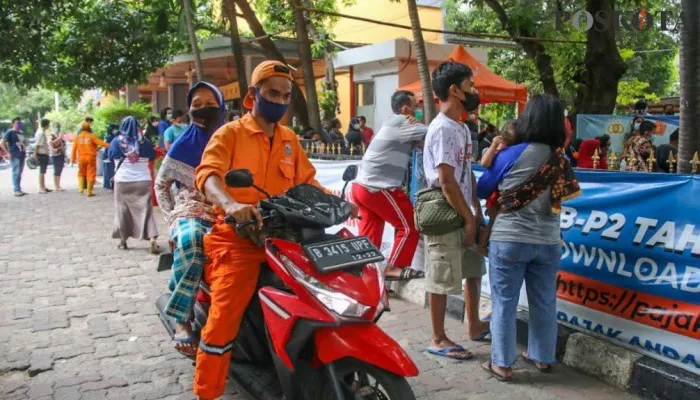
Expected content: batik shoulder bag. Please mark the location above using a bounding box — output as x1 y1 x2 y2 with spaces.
414 138 469 236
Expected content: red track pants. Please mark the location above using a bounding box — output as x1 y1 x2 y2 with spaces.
351 183 419 268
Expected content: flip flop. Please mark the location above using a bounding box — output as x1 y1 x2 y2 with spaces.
426 345 473 361
521 352 553 373
481 362 512 382
174 334 197 357
470 329 491 342
385 268 425 282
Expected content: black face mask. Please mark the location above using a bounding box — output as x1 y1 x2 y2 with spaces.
461 91 480 112
190 106 220 133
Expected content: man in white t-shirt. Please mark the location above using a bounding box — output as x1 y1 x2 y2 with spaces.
423 61 489 361
34 118 52 193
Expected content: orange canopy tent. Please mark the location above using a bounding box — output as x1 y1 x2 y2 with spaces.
399 45 528 113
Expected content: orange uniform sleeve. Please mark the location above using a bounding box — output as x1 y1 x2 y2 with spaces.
92 136 110 148
70 139 78 163
195 126 235 193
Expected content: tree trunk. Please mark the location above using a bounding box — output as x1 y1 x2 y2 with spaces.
678 0 700 173
303 0 337 121
223 0 248 114
571 0 627 115
484 0 559 97
406 0 436 123
292 0 322 132
183 0 204 81
234 0 310 127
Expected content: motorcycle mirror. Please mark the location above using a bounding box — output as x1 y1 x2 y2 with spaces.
340 165 358 201
225 169 254 188
224 168 272 199
342 165 358 182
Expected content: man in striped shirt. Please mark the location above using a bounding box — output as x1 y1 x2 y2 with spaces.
351 90 427 280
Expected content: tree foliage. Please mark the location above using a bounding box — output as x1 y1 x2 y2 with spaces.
254 0 354 57
0 83 74 134
92 101 153 139
0 0 186 94
445 0 680 112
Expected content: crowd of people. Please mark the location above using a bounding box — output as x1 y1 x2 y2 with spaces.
0 53 682 398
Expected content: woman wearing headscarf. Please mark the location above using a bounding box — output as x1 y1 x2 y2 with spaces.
108 117 159 253
345 117 364 154
102 124 119 190
144 116 160 146
154 82 225 355
70 121 110 197
576 135 610 170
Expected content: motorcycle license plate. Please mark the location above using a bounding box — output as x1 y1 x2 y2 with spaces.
303 236 385 273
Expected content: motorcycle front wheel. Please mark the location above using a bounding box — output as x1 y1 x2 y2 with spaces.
315 358 416 400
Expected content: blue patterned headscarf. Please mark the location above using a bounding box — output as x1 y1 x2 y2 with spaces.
159 81 226 186
107 116 155 161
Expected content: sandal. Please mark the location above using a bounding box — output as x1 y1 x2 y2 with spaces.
470 329 491 342
385 268 425 282
150 241 160 254
426 345 473 361
482 362 512 382
118 242 128 250
173 333 197 357
521 352 553 373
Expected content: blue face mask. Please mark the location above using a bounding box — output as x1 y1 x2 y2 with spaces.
634 122 641 131
254 87 288 123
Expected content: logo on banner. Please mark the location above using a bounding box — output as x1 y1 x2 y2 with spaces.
607 119 626 135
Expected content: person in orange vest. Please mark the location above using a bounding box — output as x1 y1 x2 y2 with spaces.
192 61 357 399
70 121 110 196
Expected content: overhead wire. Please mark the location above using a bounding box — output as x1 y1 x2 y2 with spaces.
298 6 587 45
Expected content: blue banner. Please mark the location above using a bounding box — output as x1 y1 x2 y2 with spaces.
576 114 679 153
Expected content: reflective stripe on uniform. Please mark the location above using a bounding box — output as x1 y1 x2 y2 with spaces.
199 339 234 356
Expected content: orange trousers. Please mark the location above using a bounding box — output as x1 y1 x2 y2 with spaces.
77 158 97 183
193 223 264 399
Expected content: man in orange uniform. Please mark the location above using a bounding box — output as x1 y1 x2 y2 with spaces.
193 61 354 399
71 121 110 197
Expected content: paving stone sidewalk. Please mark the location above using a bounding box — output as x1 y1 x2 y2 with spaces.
0 168 637 399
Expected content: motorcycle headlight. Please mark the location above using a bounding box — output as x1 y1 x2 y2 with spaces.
279 254 370 318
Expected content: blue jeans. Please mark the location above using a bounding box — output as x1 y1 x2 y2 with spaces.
11 156 25 192
489 240 560 368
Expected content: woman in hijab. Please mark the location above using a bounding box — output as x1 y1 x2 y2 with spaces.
577 135 610 170
345 117 364 154
108 117 159 253
154 82 225 355
102 123 119 190
144 116 160 146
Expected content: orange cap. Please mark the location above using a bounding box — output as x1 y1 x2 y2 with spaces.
242 60 294 109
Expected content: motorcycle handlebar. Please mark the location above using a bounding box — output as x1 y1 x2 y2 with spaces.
223 209 269 231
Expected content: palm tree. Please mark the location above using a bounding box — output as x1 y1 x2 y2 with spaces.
183 0 204 81
292 0 323 132
678 0 700 173
406 0 436 123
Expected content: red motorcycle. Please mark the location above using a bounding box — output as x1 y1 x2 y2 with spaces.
156 165 418 400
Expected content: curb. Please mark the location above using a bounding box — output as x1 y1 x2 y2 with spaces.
391 279 700 400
